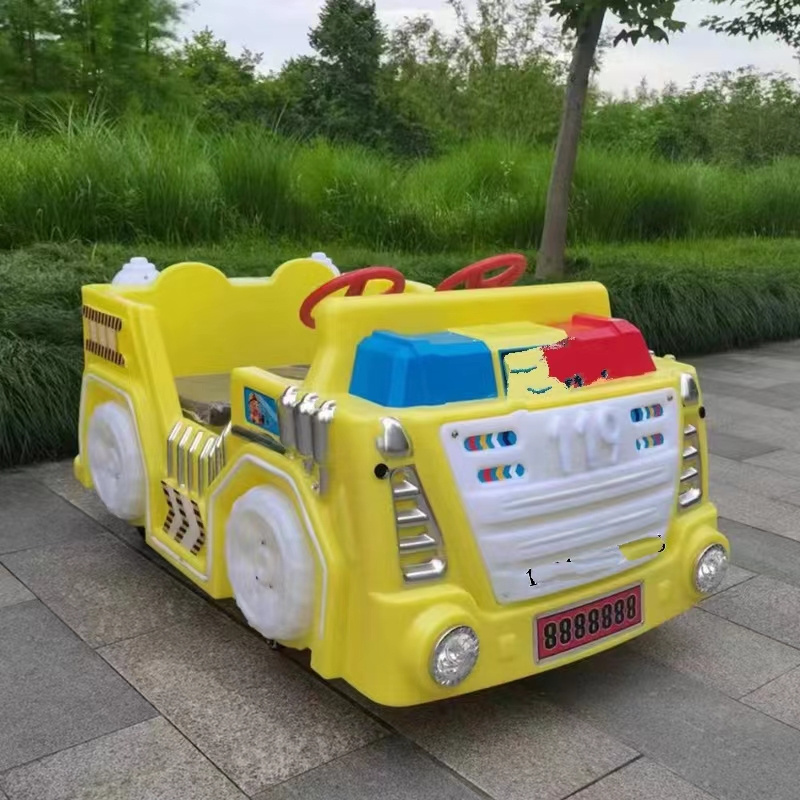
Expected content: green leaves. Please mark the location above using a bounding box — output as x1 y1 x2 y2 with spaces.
545 0 686 47
701 0 800 49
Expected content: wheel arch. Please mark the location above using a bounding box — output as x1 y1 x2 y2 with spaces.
207 452 343 657
76 372 153 523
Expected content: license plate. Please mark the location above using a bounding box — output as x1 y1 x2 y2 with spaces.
535 584 643 662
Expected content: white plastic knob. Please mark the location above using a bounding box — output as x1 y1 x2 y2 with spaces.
112 256 159 286
310 252 340 276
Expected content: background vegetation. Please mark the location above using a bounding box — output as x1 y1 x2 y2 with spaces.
1 0 800 467
3 120 800 252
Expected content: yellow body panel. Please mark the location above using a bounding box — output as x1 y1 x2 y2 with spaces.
74 255 728 706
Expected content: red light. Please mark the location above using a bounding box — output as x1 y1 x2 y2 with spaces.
542 315 655 387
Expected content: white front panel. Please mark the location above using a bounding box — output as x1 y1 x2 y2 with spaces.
440 387 680 604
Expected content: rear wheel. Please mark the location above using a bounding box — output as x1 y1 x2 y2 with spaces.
86 401 147 521
225 486 316 642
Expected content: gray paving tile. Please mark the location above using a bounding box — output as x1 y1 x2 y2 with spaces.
741 666 800 731
371 685 637 800
0 600 155 772
1 534 207 648
253 736 484 800
99 609 386 796
701 575 800 649
0 564 33 609
707 482 800 540
703 395 800 451
746 448 800 477
740 339 800 361
25 459 143 545
530 646 800 800
0 473 99 554
570 758 717 800
708 454 800 500
766 381 800 401
696 376 800 411
693 356 749 373
694 367 786 389
0 717 246 800
624 607 800 699
706 430 778 461
25 460 207 595
719 518 800 588
752 342 800 361
724 353 800 376
779 489 800 507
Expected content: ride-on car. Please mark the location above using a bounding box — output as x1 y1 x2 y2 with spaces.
74 252 729 706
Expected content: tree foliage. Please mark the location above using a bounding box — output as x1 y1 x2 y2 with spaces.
702 0 800 49
0 0 188 122
0 0 798 209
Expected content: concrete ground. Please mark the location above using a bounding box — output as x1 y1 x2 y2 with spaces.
3 340 800 799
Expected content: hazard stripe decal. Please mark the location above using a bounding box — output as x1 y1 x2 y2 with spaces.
82 306 123 330
85 339 125 366
82 305 125 366
160 480 206 555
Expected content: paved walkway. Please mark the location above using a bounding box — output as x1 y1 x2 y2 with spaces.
3 341 800 799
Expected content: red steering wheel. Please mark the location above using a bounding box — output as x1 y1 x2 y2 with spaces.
299 267 406 329
436 254 527 291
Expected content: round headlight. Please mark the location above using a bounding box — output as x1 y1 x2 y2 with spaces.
694 544 728 593
430 626 479 687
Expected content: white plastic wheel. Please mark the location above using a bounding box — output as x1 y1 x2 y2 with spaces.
225 486 315 642
86 401 147 521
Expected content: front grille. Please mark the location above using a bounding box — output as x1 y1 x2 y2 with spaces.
439 387 680 604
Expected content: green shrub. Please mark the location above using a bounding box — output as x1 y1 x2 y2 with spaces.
3 240 800 469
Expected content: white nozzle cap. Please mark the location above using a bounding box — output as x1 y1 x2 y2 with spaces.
112 256 159 286
310 252 340 276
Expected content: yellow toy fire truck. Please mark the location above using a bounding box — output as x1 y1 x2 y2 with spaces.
74 252 729 706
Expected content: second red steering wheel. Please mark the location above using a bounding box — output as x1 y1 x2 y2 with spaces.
436 254 527 291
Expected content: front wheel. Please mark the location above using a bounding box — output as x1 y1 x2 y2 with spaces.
86 401 147 521
225 486 316 642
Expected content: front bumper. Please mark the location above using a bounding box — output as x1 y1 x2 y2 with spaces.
336 501 727 707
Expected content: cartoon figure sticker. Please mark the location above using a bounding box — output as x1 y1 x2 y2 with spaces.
244 388 280 436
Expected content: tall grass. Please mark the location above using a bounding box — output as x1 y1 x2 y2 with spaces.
2 118 800 251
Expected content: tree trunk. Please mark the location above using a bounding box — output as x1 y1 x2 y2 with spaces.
535 6 606 280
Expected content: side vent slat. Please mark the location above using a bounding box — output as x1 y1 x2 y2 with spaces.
392 479 420 500
399 533 438 554
403 558 446 582
396 507 429 527
390 466 446 582
166 420 231 497
679 420 702 511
